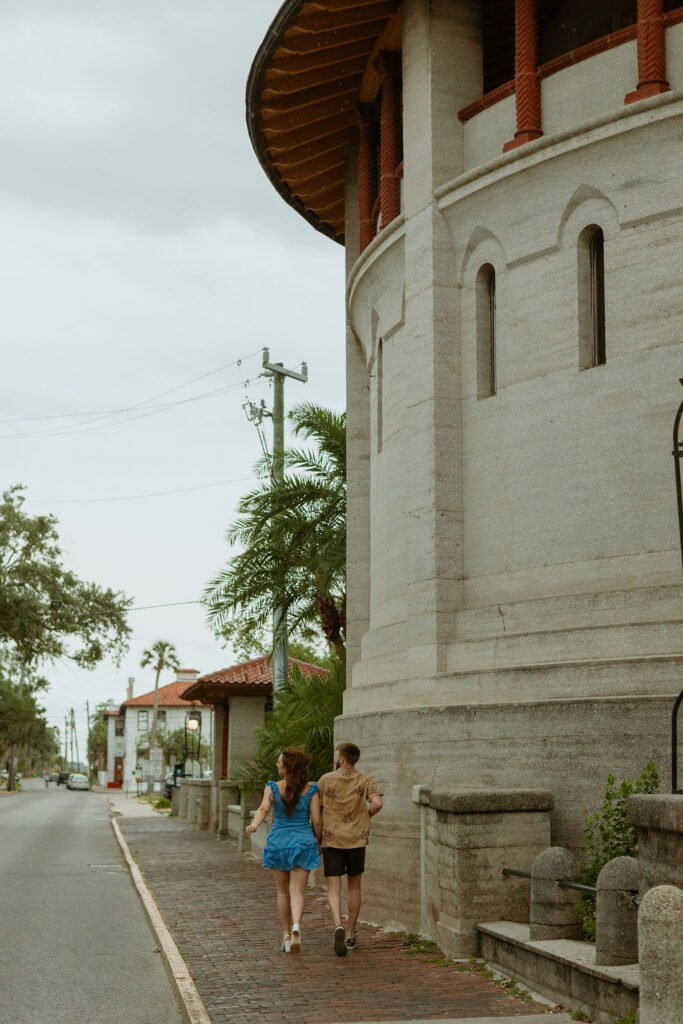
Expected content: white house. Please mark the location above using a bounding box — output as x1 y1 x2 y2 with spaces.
106 669 206 791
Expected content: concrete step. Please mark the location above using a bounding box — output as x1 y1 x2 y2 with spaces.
337 1018 574 1023
478 921 639 1024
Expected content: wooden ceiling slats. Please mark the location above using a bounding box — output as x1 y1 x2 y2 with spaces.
294 1 397 33
262 75 363 113
264 107 357 149
262 90 359 132
294 179 346 204
264 57 368 95
250 0 402 241
274 125 357 168
281 146 348 184
278 21 387 55
288 154 347 189
272 38 374 74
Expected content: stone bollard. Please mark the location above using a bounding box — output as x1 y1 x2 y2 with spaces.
178 779 190 818
530 847 583 940
595 856 639 965
638 884 683 1024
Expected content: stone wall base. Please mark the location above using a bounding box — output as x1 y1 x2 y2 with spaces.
478 921 639 1024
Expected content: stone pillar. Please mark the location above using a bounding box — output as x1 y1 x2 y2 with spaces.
638 885 683 1024
530 847 583 940
357 105 378 253
595 856 639 965
197 779 211 831
185 779 199 825
375 50 402 231
625 0 670 104
178 778 190 818
217 780 236 840
503 0 542 152
413 786 553 956
627 794 683 893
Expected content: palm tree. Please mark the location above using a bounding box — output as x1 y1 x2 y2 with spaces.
203 402 346 661
140 640 180 750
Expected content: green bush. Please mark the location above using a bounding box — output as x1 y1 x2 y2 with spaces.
153 797 171 809
226 661 344 791
577 760 659 940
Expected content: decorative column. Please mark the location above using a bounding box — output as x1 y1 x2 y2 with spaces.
375 50 402 229
503 0 542 152
625 0 670 104
357 103 378 253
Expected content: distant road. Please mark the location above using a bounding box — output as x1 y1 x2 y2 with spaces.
0 779 183 1024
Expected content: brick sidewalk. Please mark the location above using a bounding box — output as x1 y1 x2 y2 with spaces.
119 817 556 1024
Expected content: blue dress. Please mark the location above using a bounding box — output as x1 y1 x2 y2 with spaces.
262 780 321 872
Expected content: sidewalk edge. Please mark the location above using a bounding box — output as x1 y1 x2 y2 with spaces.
111 816 211 1024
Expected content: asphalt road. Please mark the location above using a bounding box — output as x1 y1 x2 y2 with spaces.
0 779 183 1024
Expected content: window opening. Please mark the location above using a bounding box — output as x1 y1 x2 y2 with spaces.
476 264 497 398
578 225 606 370
137 710 148 731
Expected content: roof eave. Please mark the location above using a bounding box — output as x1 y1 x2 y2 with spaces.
246 0 345 246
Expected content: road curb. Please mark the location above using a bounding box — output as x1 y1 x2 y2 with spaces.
111 816 212 1024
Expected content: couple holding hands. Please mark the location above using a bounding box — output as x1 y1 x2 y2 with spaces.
245 742 383 956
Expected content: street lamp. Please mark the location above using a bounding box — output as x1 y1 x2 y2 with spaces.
183 705 202 779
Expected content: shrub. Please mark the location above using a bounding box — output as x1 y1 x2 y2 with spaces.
153 797 172 810
577 760 659 940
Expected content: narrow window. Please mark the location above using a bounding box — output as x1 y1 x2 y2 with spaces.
115 717 125 737
578 225 606 369
376 338 383 453
137 710 148 731
156 709 166 727
476 264 496 398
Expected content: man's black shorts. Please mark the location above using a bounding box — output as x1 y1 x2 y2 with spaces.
322 846 366 877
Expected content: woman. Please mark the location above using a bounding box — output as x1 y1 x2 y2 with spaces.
246 747 321 953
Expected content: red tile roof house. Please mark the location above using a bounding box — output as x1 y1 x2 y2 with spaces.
105 669 200 790
180 656 328 835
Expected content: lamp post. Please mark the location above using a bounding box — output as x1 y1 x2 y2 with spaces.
673 378 683 570
184 705 202 779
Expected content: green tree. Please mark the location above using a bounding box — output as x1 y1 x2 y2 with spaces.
204 403 346 661
136 726 210 769
0 675 57 780
139 641 180 751
87 702 111 774
0 486 131 670
227 661 344 792
0 486 131 789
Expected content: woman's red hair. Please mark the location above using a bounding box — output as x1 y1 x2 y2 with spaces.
281 747 311 816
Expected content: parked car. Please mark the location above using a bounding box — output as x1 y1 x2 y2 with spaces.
57 770 72 785
66 773 90 791
49 772 59 782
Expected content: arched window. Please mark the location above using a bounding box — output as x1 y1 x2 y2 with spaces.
578 225 606 370
476 264 497 398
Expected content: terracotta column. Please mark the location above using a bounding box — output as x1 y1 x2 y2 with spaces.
503 0 542 152
625 0 670 104
357 104 378 253
375 50 402 229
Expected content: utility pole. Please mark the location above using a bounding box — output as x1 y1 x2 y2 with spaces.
64 716 69 767
260 348 308 691
69 708 75 772
85 700 91 780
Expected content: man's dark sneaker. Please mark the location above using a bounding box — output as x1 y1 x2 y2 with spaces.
334 924 347 957
344 933 358 951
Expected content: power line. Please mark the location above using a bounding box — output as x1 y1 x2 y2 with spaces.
0 350 264 440
25 475 254 505
130 601 201 611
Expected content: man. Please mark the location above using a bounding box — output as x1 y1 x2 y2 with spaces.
317 742 383 956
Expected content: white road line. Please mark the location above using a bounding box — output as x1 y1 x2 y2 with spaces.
111 817 212 1024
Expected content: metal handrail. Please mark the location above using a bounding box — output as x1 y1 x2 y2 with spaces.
502 866 640 904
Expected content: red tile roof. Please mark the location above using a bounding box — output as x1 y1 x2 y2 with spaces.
181 656 329 703
121 680 196 709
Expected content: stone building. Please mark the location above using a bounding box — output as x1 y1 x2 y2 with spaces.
247 0 683 932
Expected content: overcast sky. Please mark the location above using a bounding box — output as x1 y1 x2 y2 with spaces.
0 1 345 764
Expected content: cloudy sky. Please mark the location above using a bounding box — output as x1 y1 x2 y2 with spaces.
1 1 345 763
